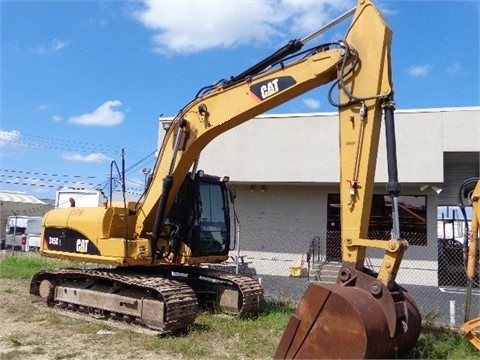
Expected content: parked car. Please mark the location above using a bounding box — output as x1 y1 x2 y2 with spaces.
437 237 479 287
4 216 42 251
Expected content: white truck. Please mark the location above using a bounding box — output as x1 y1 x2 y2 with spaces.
55 188 105 208
55 188 140 208
4 215 43 251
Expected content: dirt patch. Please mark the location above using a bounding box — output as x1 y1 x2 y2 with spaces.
0 278 179 360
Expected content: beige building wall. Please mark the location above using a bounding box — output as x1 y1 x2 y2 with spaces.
159 107 480 287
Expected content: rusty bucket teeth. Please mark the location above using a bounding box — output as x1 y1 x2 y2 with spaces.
275 274 421 359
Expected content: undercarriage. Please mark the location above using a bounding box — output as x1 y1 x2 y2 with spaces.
30 266 263 333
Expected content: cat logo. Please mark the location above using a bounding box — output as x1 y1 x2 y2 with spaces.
76 239 89 253
249 76 297 102
260 78 280 99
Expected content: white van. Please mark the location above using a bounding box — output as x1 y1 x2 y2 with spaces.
4 216 43 251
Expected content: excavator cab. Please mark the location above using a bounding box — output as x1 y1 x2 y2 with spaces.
165 171 231 258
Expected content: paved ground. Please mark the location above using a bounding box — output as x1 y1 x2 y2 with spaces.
259 274 480 327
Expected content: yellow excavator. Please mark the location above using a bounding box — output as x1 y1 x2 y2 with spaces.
458 179 480 351
30 0 422 357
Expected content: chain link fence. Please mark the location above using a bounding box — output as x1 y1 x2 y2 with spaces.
226 227 480 328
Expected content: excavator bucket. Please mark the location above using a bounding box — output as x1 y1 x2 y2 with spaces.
460 317 480 351
275 267 422 359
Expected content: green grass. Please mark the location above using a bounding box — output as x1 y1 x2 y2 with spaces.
149 304 295 359
402 323 479 359
149 304 479 359
1 254 479 359
0 253 78 279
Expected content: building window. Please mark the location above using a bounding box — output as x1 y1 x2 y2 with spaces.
437 205 471 242
327 194 427 247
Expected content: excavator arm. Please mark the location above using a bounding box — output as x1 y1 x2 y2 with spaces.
137 45 344 255
274 3 421 358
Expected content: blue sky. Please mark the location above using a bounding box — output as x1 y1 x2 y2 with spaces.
1 0 479 200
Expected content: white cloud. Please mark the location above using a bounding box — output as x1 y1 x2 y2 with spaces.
52 115 63 123
0 130 21 147
62 152 112 164
38 104 49 110
375 3 399 17
131 0 354 54
406 65 432 77
302 98 321 110
52 39 69 51
69 100 125 126
34 39 70 55
446 62 465 75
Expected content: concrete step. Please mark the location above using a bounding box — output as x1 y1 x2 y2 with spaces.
309 262 341 284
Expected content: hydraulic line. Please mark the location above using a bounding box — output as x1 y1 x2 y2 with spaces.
150 119 187 260
382 99 401 238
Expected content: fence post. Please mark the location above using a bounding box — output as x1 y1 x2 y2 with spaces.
450 300 456 327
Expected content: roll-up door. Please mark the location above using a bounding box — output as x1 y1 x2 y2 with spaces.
438 152 479 205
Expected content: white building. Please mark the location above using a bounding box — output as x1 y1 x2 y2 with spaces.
159 107 480 287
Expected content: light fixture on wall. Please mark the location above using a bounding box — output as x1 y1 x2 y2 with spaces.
250 185 256 192
419 184 429 192
419 184 442 194
260 185 266 193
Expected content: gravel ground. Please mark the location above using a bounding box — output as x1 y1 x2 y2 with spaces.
0 277 182 360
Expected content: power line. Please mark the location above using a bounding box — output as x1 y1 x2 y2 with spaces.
0 149 157 186
0 144 157 197
2 131 118 151
1 133 116 154
0 130 153 164
0 205 54 216
124 150 157 175
1 169 98 179
0 174 87 185
0 179 96 188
